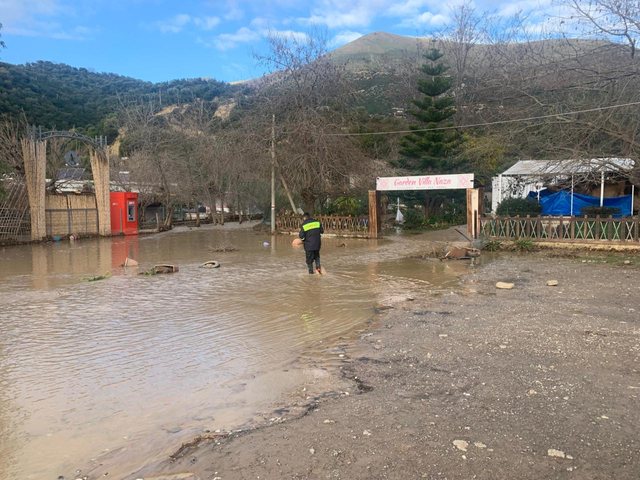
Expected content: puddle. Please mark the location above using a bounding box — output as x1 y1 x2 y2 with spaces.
0 225 475 479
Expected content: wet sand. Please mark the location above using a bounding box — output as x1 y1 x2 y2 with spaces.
137 251 640 480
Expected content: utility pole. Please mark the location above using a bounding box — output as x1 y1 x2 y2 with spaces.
270 114 276 234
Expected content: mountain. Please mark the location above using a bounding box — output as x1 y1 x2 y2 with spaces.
0 61 239 139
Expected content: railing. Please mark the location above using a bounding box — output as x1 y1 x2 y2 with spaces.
482 215 640 243
277 215 369 237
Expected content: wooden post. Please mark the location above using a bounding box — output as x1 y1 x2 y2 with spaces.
368 190 381 239
466 188 480 239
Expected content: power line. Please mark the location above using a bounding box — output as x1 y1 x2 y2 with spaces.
327 100 640 137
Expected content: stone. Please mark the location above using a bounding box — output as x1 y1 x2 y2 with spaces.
548 448 566 458
363 430 372 436
474 442 487 449
496 282 514 289
546 280 559 286
453 440 469 452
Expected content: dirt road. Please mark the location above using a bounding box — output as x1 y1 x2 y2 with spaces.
134 252 640 480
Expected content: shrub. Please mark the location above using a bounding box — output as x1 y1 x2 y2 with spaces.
402 208 426 229
483 240 502 251
326 196 366 216
496 197 541 216
513 238 535 252
580 206 620 217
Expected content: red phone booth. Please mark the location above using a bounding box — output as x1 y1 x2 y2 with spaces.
110 192 139 235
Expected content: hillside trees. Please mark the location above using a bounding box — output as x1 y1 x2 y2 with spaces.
0 61 239 138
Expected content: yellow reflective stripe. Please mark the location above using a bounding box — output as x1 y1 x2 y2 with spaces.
302 221 321 231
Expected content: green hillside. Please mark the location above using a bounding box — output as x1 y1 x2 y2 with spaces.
0 61 239 139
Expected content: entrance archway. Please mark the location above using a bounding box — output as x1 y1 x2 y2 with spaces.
22 129 111 240
368 173 480 239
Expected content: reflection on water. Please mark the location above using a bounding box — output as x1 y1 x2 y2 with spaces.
0 226 471 480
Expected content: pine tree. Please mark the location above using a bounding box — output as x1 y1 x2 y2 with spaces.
399 48 461 173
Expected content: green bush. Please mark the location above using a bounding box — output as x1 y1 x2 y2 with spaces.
402 208 426 229
513 238 535 252
580 206 620 217
325 196 366 216
483 240 502 251
496 197 541 216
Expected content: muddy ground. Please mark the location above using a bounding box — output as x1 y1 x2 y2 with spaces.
133 251 639 480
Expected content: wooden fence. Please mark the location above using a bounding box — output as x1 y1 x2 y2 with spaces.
482 216 640 243
277 215 370 237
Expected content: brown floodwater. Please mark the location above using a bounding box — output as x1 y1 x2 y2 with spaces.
0 224 473 480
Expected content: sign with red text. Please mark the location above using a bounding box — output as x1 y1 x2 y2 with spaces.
376 173 474 191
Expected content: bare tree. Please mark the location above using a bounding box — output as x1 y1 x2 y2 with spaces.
563 0 640 57
254 31 368 213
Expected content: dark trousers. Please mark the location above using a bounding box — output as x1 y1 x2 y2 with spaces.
305 250 321 271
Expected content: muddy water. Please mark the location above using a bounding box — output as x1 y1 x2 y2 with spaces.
0 225 471 480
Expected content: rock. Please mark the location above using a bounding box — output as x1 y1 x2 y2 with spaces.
363 430 372 436
548 448 566 458
546 279 559 286
474 441 487 449
453 440 469 451
323 419 335 424
624 260 631 264
309 447 315 455
153 264 179 274
496 282 514 289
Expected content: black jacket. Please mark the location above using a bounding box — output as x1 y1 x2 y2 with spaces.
299 217 324 251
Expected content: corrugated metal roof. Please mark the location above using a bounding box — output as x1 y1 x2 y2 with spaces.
501 158 635 176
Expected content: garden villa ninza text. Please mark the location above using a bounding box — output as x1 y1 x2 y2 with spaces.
376 174 474 191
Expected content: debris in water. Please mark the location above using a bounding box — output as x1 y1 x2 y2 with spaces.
200 260 221 268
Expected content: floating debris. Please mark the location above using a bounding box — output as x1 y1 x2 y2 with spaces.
200 260 221 268
85 273 111 282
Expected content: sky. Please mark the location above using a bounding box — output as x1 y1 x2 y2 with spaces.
0 0 561 83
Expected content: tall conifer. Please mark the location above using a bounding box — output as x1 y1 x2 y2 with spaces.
399 48 461 173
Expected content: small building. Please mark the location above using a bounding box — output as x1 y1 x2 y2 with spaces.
491 158 637 216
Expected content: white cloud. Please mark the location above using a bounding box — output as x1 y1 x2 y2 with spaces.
0 0 87 38
299 0 390 29
212 27 260 50
193 16 221 31
399 11 450 28
267 29 309 42
328 30 363 47
155 14 223 34
156 14 192 34
224 1 245 21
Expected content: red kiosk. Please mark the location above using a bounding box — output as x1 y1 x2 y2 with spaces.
110 192 139 235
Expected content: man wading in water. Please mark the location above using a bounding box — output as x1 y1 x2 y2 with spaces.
299 212 324 274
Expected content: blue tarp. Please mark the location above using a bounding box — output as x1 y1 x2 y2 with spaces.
527 190 632 217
